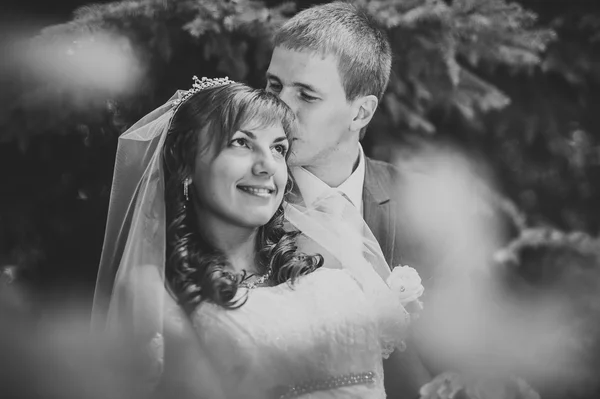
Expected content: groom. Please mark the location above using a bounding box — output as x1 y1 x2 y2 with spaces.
266 2 434 398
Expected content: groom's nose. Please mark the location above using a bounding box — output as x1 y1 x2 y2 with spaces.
278 89 299 115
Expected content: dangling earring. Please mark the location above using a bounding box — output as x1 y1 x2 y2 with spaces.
183 178 191 202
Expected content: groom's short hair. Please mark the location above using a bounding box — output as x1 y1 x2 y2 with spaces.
274 1 392 102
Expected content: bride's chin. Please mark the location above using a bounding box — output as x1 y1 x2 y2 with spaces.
234 211 278 229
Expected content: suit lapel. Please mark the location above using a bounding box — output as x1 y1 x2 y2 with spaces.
363 158 396 267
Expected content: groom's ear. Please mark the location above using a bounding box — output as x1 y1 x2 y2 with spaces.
350 95 378 132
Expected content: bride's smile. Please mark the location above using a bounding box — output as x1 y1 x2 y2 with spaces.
237 184 276 198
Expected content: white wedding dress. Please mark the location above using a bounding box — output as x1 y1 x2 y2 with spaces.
168 267 409 399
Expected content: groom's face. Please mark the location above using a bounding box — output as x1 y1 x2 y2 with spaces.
266 47 354 167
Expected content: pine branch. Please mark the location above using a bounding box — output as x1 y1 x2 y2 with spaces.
450 0 556 68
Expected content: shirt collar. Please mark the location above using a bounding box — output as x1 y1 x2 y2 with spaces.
291 145 366 211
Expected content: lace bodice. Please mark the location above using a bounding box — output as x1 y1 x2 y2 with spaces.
186 268 409 399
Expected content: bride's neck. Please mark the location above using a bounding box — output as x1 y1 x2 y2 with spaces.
196 211 258 274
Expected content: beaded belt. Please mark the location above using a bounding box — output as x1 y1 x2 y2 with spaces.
275 371 376 399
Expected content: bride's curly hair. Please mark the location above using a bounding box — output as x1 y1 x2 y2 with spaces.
162 83 323 313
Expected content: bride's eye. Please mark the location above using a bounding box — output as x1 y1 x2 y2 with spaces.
273 144 288 156
267 81 282 93
230 138 249 148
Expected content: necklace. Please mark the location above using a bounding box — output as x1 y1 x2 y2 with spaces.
239 270 271 289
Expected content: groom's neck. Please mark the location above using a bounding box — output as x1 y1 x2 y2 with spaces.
304 143 361 188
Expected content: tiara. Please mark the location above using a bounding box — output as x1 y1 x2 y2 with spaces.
172 76 235 107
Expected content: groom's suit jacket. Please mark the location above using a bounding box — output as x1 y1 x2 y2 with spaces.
363 157 438 284
363 157 402 267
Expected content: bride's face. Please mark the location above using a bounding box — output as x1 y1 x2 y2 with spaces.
193 123 290 228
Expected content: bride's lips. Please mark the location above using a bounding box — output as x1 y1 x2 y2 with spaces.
237 184 276 198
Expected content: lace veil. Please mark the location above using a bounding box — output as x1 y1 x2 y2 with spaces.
91 81 396 393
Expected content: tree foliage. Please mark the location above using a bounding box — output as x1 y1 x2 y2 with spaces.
471 9 600 234
363 0 554 134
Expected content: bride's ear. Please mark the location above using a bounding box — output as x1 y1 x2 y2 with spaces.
350 95 378 132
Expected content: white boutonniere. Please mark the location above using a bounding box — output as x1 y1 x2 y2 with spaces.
386 265 424 317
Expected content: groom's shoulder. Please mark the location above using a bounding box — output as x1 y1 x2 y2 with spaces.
364 156 431 185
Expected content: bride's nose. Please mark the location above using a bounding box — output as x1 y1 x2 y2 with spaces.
251 150 277 177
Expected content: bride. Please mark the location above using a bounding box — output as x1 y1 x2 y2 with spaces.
91 77 423 399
